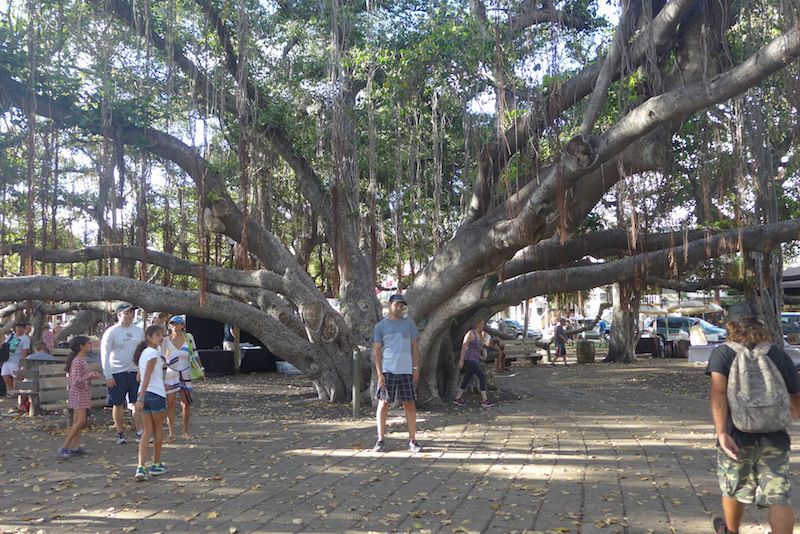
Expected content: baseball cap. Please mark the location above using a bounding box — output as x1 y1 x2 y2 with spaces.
388 294 407 305
169 315 186 325
115 302 135 314
726 302 757 323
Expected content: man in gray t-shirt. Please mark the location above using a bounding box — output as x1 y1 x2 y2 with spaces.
371 294 422 453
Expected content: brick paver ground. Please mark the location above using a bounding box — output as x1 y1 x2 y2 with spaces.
1 359 796 533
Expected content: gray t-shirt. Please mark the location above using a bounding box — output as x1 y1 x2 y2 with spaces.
371 317 419 374
7 334 31 365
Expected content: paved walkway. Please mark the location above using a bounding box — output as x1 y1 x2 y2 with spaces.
0 360 795 533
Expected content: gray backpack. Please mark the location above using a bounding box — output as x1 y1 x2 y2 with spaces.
726 341 790 433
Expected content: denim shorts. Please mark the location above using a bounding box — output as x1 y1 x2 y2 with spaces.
142 391 167 414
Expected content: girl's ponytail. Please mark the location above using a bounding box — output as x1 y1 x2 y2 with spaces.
132 340 147 366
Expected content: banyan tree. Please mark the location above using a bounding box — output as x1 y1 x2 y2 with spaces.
0 0 798 402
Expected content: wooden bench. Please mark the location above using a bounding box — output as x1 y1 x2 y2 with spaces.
51 348 71 362
13 361 107 417
502 339 548 364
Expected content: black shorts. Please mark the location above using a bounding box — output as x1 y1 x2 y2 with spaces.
377 373 416 403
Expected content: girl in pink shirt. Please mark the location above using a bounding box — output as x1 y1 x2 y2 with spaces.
58 336 100 458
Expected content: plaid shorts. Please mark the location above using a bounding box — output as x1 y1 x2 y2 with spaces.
377 373 416 403
717 445 792 506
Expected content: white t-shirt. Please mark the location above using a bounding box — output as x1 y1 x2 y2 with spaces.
7 334 31 365
101 324 145 379
138 347 166 398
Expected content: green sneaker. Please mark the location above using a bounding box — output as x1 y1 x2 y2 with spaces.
134 465 148 481
148 463 167 476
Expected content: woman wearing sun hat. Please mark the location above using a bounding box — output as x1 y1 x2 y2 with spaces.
161 315 197 440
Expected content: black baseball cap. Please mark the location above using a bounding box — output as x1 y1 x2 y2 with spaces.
115 302 136 314
388 294 407 305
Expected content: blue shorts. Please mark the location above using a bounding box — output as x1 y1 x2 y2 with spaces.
142 391 166 414
107 371 139 406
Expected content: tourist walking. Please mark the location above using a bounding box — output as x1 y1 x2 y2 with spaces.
708 303 800 534
58 336 100 458
162 315 197 441
133 325 168 481
552 317 569 365
100 303 144 444
371 294 422 453
453 318 495 407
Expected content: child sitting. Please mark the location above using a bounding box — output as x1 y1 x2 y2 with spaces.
28 341 56 361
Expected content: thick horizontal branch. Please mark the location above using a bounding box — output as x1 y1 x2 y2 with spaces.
0 300 110 319
1 244 293 294
646 276 746 292
0 275 325 375
506 0 593 37
504 228 717 277
206 282 308 340
489 219 800 306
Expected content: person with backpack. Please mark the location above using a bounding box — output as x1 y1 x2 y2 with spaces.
707 303 800 534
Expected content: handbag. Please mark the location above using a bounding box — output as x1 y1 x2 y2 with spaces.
186 335 205 380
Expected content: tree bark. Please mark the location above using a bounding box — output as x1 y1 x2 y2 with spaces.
0 276 352 401
604 282 639 363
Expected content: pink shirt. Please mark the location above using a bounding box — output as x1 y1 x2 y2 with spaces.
41 330 56 352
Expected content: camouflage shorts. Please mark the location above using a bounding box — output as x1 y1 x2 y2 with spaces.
717 445 791 506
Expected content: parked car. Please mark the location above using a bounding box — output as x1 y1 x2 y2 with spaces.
576 318 613 340
781 312 800 334
654 316 727 342
489 318 543 340
782 312 800 344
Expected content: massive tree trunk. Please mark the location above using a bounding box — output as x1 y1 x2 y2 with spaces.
605 282 640 364
0 0 797 403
